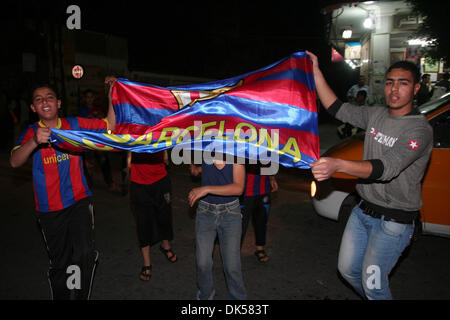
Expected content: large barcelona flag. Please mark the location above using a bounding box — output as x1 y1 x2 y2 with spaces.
51 51 319 169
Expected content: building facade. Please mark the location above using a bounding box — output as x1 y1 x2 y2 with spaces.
322 0 447 105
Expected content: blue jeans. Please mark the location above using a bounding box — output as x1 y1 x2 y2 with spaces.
195 199 247 300
338 203 414 300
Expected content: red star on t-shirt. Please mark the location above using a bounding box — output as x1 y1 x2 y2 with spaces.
408 140 419 150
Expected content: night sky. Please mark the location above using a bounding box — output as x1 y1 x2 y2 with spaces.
3 0 340 94
75 1 328 78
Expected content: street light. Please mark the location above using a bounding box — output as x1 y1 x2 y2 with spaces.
363 17 374 29
342 29 352 39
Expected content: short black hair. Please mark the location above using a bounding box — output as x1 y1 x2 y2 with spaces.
386 61 420 84
30 84 60 103
356 90 367 98
83 89 95 96
422 73 430 80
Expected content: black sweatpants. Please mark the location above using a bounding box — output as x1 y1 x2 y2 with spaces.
240 194 271 247
37 197 98 300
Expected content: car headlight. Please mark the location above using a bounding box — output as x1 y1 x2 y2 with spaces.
310 180 317 198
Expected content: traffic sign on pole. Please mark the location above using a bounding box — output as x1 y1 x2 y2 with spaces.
72 65 84 79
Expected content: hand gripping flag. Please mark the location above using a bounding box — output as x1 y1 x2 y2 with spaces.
51 51 319 169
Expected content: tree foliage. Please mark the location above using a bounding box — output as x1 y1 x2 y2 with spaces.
406 0 450 63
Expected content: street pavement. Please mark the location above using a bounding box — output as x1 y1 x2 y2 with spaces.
1 120 449 301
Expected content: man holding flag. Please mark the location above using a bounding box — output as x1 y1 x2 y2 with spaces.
307 50 432 300
10 80 116 300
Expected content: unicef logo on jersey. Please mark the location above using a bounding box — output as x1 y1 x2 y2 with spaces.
43 153 73 165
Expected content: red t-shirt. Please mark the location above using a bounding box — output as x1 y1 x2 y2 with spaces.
130 151 167 185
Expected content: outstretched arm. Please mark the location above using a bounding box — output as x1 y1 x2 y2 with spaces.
105 76 117 132
305 50 338 109
306 51 375 181
310 157 373 182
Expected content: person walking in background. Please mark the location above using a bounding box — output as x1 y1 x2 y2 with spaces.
240 163 278 262
435 72 450 92
347 75 370 105
416 74 433 106
338 89 368 138
431 72 450 100
129 151 178 281
106 75 177 281
78 89 116 191
78 89 104 118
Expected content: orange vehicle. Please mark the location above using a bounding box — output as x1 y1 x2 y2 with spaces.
312 93 450 237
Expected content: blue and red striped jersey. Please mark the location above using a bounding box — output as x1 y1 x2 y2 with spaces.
244 164 271 196
13 117 109 212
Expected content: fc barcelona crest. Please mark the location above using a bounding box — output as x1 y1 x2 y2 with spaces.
171 80 244 109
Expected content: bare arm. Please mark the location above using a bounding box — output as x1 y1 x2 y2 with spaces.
305 51 375 181
305 50 338 109
10 127 51 168
105 76 117 132
188 163 245 207
310 157 373 182
269 175 278 192
9 109 18 124
163 150 169 165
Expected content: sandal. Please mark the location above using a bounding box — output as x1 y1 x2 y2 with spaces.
255 250 270 263
139 265 152 281
159 246 177 263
